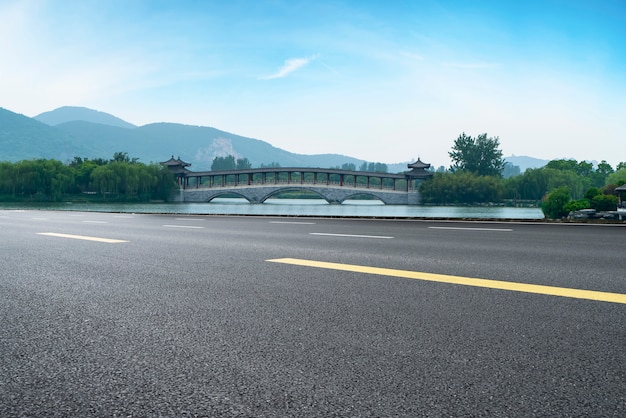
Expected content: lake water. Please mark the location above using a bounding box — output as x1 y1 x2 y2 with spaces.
0 198 544 219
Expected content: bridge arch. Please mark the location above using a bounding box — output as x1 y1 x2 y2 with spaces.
339 192 387 204
205 191 251 203
259 187 328 203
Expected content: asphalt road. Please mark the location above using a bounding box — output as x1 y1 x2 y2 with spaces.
1 210 624 417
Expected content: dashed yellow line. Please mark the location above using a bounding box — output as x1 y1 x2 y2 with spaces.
267 258 626 305
37 232 129 244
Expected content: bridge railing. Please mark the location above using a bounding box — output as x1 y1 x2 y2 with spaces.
186 180 398 190
187 179 403 191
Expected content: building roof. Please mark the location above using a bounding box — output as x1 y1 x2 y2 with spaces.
161 155 191 175
616 184 626 191
407 158 431 170
406 158 433 179
161 156 191 167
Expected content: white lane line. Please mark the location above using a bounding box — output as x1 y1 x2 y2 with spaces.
428 226 513 232
310 232 393 239
37 232 129 243
163 224 205 229
32 217 49 220
271 221 316 225
114 215 134 218
83 220 108 224
175 218 205 221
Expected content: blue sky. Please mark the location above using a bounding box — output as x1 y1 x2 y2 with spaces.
1 0 625 167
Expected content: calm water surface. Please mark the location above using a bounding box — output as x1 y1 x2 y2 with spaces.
0 198 544 219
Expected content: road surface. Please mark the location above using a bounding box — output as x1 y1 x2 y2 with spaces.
1 210 624 416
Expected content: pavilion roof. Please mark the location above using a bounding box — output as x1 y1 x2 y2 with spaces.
407 158 431 169
161 155 191 167
406 158 433 178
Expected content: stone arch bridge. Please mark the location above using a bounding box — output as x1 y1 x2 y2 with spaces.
163 157 433 205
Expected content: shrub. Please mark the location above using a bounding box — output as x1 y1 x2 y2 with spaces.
564 199 591 213
591 194 618 211
541 187 571 219
584 187 601 200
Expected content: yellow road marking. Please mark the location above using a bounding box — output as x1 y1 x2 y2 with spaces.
37 232 129 243
267 258 626 305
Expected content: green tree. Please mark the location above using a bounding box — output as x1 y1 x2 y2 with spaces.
564 199 591 212
0 162 14 195
373 162 388 173
584 187 601 200
591 194 618 211
260 162 281 168
502 162 521 179
505 166 585 201
419 172 503 204
111 151 139 164
606 168 626 187
592 160 614 187
40 159 74 201
148 164 171 200
71 159 99 192
341 162 356 171
211 155 236 170
541 187 571 219
449 133 505 177
545 159 593 176
91 165 119 196
236 157 252 169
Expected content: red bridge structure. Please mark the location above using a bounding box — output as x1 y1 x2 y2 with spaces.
162 156 433 205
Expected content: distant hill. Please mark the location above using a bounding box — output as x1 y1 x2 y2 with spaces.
53 120 369 170
504 155 549 172
2 105 555 173
1 106 366 170
0 108 93 161
34 106 137 129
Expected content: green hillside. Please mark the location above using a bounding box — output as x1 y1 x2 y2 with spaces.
0 108 93 162
1 107 366 170
35 106 137 128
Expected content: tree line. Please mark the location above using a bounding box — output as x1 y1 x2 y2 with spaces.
2 137 624 217
0 152 176 202
419 133 626 218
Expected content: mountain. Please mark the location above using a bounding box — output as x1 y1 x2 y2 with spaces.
34 106 137 129
0 107 366 170
0 108 94 161
504 155 549 172
3 106 554 173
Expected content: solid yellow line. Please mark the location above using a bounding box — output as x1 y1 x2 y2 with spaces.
267 258 626 305
37 232 129 244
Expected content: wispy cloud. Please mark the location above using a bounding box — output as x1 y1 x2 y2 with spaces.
442 61 499 69
260 54 319 80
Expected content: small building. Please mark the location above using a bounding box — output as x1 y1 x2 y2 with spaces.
616 184 626 220
405 158 434 188
161 156 191 187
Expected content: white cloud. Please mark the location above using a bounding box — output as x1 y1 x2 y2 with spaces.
260 54 319 80
442 61 499 69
